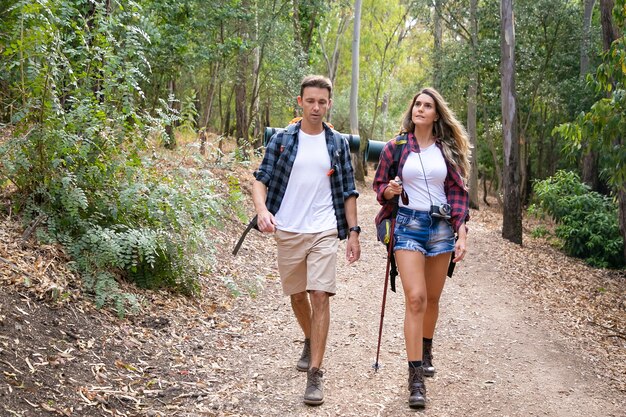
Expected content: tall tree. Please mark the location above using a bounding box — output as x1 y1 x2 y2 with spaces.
318 2 350 122
350 0 362 136
580 0 596 76
467 0 479 209
500 0 522 244
432 0 443 90
235 0 251 156
580 0 598 189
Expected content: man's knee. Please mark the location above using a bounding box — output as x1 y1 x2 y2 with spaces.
308 290 329 307
291 291 308 304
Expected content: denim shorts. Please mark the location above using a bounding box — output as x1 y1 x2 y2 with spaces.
393 207 455 256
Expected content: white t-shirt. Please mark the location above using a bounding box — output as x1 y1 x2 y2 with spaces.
400 143 448 211
275 130 337 233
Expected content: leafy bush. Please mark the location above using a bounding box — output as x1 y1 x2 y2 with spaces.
530 225 550 238
0 1 242 316
532 170 624 268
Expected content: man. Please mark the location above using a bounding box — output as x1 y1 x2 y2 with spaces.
252 75 361 405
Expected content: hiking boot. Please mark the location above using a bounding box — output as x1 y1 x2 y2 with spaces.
422 343 435 377
304 367 324 405
408 366 426 408
296 339 311 372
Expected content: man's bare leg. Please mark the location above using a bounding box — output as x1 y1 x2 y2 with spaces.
308 290 330 369
290 291 312 338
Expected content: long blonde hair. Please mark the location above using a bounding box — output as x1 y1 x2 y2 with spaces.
400 87 471 184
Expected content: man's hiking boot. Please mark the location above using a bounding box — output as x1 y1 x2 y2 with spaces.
304 367 324 405
422 343 435 377
408 366 426 408
296 339 311 372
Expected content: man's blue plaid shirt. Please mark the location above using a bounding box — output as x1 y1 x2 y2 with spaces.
254 121 359 240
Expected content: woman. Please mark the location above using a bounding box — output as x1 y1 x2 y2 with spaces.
373 87 470 408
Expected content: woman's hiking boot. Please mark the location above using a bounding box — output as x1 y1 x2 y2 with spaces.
408 366 426 408
422 342 435 377
296 338 311 371
303 367 324 405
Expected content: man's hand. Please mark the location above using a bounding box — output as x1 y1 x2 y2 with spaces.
256 209 276 233
346 234 361 264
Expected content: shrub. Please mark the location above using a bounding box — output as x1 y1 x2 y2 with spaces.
0 1 243 316
532 170 624 268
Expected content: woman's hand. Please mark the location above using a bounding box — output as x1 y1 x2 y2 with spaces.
385 176 403 200
453 226 467 262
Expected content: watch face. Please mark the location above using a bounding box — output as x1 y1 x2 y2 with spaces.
350 226 361 234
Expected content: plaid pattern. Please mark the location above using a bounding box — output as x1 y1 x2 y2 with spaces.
254 121 359 240
373 133 470 233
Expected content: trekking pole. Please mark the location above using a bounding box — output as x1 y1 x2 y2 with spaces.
373 218 395 372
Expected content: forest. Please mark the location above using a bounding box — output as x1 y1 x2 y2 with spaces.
1 0 625 311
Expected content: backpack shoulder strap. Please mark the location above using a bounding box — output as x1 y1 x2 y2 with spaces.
390 134 408 179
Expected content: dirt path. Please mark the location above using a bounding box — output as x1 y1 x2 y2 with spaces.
1 176 624 416
227 184 624 416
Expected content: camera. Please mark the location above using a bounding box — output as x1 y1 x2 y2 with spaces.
430 203 451 219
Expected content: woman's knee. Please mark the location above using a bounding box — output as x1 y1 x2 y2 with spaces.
426 295 442 307
405 292 427 314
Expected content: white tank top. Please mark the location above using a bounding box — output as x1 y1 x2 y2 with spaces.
275 130 337 233
400 143 448 212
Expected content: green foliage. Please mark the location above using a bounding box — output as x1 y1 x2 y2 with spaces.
0 0 241 316
532 171 624 268
531 225 550 239
179 90 199 133
554 0 626 192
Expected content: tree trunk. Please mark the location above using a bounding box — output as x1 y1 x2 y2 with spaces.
600 0 618 51
319 11 349 123
351 0 364 181
235 58 249 157
203 62 219 129
584 0 620 191
381 93 389 140
580 0 596 76
467 0 479 210
433 0 443 89
500 0 522 244
223 85 235 136
292 0 318 58
165 78 177 149
249 7 263 149
617 186 626 263
581 0 599 189
235 0 250 158
582 151 599 190
482 103 503 204
264 97 271 129
599 0 625 262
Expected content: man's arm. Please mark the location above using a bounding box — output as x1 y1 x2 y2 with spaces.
344 195 360 263
252 180 276 233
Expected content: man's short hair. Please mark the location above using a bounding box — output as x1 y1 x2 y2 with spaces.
300 75 332 99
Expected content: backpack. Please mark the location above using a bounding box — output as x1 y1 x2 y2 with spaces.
376 135 407 246
375 135 407 292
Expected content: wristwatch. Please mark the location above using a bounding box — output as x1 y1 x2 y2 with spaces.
349 226 362 234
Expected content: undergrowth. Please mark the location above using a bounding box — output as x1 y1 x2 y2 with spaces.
530 170 624 269
0 0 246 316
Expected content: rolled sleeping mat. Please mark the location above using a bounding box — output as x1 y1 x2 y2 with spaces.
365 140 386 163
263 127 361 154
